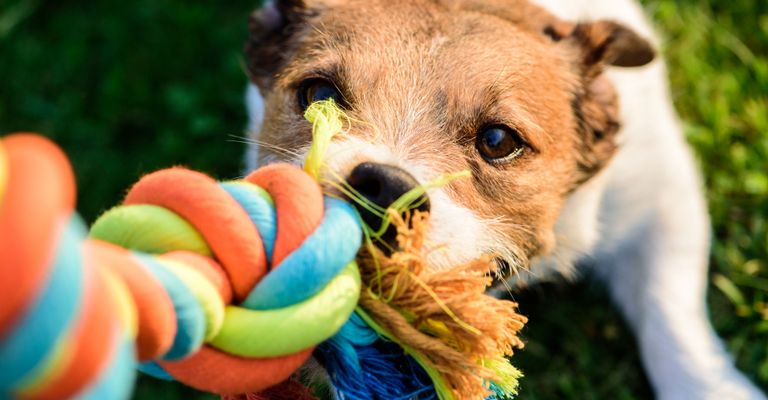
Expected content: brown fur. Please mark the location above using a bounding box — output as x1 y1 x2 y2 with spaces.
246 0 654 264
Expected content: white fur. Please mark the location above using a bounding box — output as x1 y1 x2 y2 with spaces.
244 1 766 397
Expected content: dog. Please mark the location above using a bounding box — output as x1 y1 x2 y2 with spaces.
242 0 766 398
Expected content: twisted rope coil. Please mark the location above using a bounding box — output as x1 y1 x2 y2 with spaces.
0 134 362 398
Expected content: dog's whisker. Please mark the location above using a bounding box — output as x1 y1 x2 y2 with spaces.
231 135 305 159
480 215 538 237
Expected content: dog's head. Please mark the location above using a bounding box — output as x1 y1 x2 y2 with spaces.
244 0 654 274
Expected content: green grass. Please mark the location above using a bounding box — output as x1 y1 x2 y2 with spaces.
1 0 765 398
0 0 255 221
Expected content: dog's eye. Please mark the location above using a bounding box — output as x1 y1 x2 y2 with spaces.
298 78 343 110
476 126 526 162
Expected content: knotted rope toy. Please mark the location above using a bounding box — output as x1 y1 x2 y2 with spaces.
0 101 527 400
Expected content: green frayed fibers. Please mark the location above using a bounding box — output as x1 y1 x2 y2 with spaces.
303 100 345 180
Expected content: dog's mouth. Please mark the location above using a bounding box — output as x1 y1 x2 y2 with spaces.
328 166 520 286
316 161 523 276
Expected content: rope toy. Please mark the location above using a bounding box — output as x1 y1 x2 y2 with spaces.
0 101 527 400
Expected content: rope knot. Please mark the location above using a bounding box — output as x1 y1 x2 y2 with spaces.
0 133 362 397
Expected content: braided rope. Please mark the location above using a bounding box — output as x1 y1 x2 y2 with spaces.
0 134 362 398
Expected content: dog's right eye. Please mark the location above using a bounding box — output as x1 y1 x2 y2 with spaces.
298 79 343 110
476 125 526 163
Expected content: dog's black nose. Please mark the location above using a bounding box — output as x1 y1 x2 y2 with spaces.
346 162 430 245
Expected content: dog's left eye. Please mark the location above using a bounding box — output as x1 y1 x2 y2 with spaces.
298 78 343 110
476 126 526 163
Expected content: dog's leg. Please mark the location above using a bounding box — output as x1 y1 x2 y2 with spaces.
595 197 765 399
591 60 766 399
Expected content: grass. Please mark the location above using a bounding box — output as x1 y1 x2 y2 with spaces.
0 0 255 221
0 0 765 398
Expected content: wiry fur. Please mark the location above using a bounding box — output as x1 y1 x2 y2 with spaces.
244 0 766 398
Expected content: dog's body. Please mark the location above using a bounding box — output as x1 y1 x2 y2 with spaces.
244 0 765 398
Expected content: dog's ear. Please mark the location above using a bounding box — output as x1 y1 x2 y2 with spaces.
559 21 655 184
245 0 315 90
567 20 655 70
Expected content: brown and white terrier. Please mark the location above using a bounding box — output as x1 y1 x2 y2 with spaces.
242 0 765 398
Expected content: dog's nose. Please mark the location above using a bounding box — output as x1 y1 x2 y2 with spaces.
346 162 430 245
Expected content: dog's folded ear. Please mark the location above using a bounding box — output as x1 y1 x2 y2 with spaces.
560 21 655 185
245 0 314 89
567 20 655 70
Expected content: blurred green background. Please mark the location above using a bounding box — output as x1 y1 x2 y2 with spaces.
0 0 765 398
